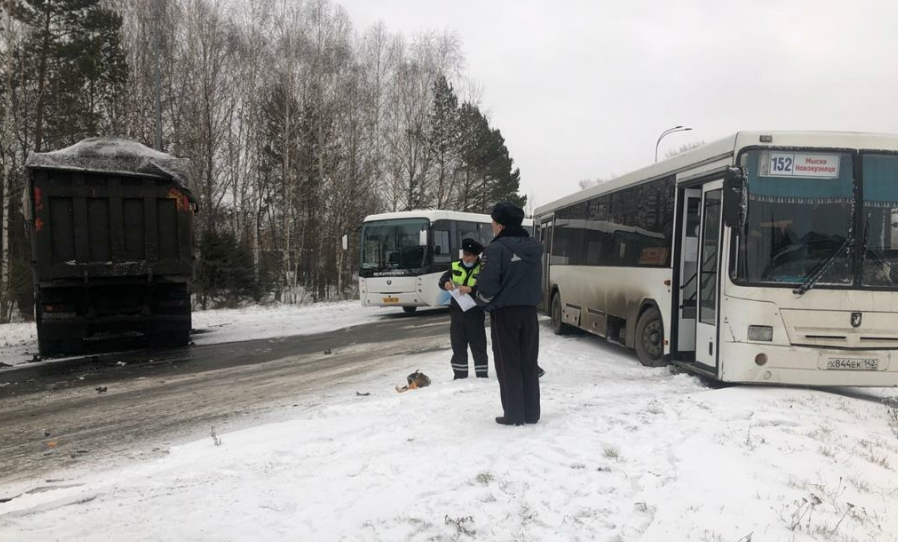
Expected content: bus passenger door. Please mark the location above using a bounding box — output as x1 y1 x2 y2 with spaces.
695 182 723 368
676 189 702 353
539 218 553 312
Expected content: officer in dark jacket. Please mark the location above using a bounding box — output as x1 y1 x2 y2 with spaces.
475 202 543 426
438 238 488 379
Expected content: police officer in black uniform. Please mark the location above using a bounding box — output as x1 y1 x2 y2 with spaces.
475 202 543 426
438 238 488 379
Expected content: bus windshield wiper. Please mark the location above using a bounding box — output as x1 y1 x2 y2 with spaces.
793 236 852 296
861 211 898 285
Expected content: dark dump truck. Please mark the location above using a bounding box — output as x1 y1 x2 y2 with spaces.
24 137 197 357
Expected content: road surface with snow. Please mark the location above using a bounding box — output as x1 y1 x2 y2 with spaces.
0 301 400 368
2 307 898 541
0 306 449 483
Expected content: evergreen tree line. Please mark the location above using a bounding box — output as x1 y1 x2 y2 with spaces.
0 0 526 317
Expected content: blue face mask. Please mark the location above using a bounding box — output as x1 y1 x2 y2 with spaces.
462 260 476 269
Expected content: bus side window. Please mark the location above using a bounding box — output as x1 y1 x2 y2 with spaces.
456 221 480 257
479 223 495 245
433 229 451 264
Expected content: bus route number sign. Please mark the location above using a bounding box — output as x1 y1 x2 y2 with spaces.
768 152 840 179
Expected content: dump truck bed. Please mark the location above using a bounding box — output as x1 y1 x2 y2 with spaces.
28 168 194 284
24 137 196 356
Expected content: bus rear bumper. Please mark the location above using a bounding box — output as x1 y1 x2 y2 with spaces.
720 342 898 387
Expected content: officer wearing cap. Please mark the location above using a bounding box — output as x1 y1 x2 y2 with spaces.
438 238 488 379
475 202 543 426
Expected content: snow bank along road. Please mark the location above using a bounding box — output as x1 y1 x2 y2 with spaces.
0 308 451 485
2 322 898 541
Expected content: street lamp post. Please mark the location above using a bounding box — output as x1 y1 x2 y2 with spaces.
655 125 693 163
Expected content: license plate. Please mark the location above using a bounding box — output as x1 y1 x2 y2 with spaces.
382 297 399 304
826 357 879 371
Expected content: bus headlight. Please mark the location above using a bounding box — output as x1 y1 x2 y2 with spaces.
748 325 773 342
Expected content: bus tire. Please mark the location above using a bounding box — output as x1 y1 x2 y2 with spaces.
403 306 418 314
551 293 570 335
635 307 666 367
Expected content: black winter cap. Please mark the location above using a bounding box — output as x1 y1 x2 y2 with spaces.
491 201 525 227
461 238 484 255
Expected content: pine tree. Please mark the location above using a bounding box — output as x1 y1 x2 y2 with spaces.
455 102 489 212
427 75 460 208
455 102 526 213
13 0 128 151
195 230 257 309
482 127 526 210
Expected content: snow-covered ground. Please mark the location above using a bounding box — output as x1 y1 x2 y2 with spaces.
3 326 898 541
0 301 397 367
0 321 36 367
190 302 398 346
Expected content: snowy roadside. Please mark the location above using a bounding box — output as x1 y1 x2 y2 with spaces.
0 301 399 368
190 302 400 346
0 322 37 367
3 327 898 541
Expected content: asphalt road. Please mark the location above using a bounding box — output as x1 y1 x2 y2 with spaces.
0 309 452 487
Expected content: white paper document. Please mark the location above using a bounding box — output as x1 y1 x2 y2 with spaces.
449 287 478 312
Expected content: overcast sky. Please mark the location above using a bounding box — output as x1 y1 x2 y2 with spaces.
339 0 898 210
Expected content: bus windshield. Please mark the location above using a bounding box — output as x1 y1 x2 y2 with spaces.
862 154 898 287
360 218 428 271
734 150 854 286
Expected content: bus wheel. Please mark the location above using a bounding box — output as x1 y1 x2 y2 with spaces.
403 306 418 314
635 307 666 367
551 293 569 335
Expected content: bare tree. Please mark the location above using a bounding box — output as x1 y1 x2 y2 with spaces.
579 177 612 190
664 140 705 159
0 0 527 308
0 0 19 319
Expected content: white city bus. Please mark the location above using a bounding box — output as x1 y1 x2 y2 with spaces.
535 131 898 386
357 210 532 312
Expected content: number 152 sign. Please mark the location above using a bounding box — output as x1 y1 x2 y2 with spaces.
767 152 840 179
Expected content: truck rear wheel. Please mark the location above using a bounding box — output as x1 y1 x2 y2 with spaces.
38 338 82 359
149 329 191 348
38 337 59 358
635 307 666 367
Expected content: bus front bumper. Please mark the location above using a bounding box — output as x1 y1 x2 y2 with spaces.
720 341 898 387
360 291 425 308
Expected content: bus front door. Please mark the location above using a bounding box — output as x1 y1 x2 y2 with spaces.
676 189 702 353
539 219 553 312
695 182 723 368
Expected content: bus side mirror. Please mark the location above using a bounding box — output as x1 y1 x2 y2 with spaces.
419 228 428 246
723 166 747 229
341 234 348 251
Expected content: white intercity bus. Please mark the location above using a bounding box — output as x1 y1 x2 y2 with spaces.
356 210 532 312
534 131 898 386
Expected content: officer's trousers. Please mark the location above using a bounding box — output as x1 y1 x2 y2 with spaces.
450 307 488 378
490 306 540 424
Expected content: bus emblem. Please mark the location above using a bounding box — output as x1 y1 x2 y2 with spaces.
851 312 862 328
387 280 392 285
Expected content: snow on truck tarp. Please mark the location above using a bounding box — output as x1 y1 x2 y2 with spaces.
25 137 194 194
